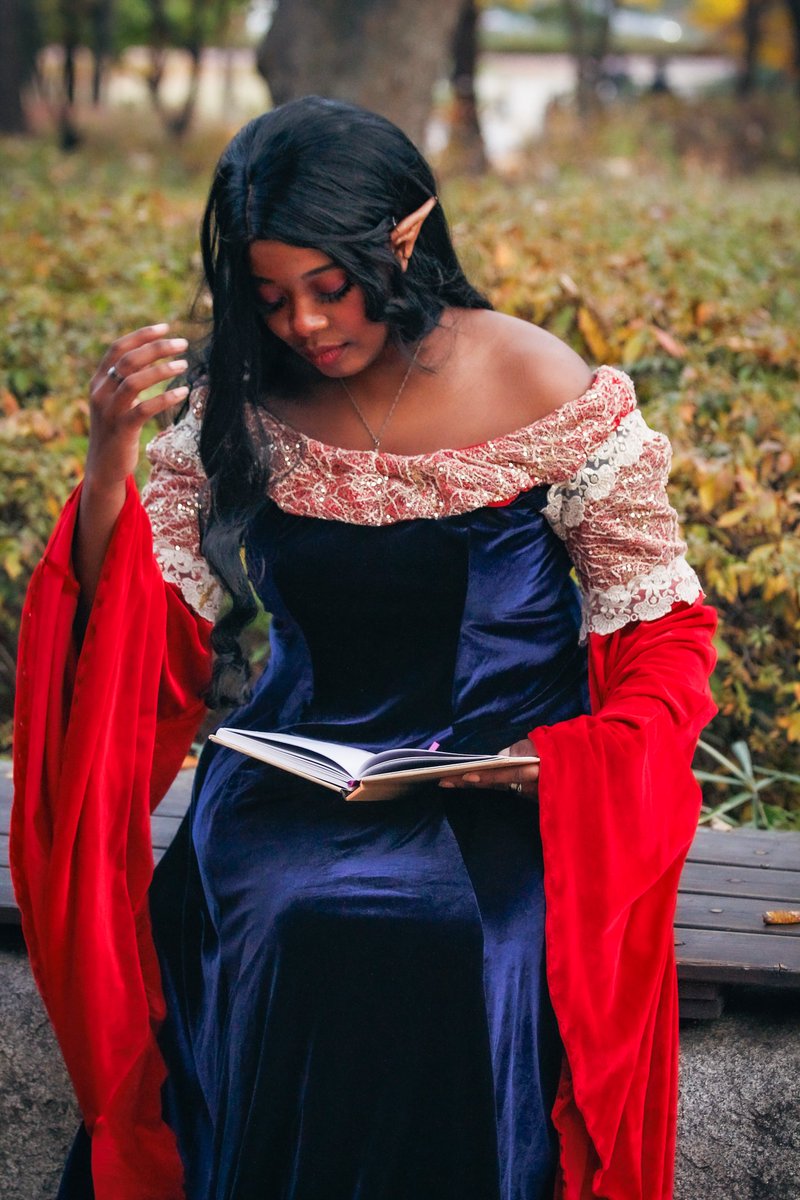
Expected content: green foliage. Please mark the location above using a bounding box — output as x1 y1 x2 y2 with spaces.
1 116 798 823
33 0 250 53
694 738 800 829
447 167 800 819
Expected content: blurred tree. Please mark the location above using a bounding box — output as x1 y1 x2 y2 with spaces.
693 0 800 92
140 0 245 136
256 0 466 146
0 0 39 132
446 0 488 173
561 0 617 116
89 0 116 104
12 0 250 143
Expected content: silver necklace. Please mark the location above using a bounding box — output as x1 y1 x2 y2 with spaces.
339 341 422 451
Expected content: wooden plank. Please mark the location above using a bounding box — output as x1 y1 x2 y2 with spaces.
676 892 800 936
679 995 725 1020
679 861 800 904
152 792 193 820
688 829 800 872
678 980 726 1001
1 820 183 862
676 927 800 986
151 813 186 847
0 866 20 925
0 781 193 827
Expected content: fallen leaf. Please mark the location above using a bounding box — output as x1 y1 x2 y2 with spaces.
651 326 687 358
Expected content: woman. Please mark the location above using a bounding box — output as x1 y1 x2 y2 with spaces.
12 97 716 1200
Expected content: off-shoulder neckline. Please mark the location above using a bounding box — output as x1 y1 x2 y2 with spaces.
258 364 632 465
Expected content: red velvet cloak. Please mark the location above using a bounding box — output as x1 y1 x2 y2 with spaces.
12 480 716 1199
11 479 211 1199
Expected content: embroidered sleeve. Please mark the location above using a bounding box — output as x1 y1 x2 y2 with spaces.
140 386 224 623
542 409 702 638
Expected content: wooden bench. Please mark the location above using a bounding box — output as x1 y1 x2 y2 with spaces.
2 763 799 1019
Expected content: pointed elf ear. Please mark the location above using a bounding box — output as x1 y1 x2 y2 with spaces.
390 196 438 272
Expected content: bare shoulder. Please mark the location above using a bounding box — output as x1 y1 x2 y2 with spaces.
457 309 594 426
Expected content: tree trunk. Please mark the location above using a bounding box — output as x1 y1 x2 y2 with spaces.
257 0 465 148
89 0 116 106
737 0 766 95
445 0 487 174
144 0 230 138
562 0 616 119
58 0 83 149
0 0 37 133
783 0 800 96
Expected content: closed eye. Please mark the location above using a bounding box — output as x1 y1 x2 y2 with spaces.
254 279 353 316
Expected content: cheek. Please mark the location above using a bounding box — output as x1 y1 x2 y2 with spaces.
262 311 292 343
340 293 383 341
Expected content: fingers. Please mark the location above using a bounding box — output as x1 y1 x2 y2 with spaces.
94 326 189 399
97 323 171 377
106 356 189 411
106 336 190 383
91 324 191 430
439 763 540 796
132 383 190 423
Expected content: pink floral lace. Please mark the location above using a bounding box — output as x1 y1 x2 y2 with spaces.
140 365 702 632
140 389 224 623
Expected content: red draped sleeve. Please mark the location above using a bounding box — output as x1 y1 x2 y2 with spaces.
10 477 212 1199
534 602 717 1200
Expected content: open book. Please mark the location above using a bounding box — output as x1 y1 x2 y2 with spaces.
209 728 539 801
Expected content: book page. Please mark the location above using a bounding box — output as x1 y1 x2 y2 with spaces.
220 729 373 779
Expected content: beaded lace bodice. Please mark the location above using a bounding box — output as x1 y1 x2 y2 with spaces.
140 365 702 633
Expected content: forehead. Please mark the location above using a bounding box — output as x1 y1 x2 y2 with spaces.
247 240 338 282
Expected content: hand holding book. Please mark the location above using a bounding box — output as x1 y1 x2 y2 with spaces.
209 728 540 801
438 737 540 798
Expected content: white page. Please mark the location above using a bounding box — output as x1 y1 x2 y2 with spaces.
221 729 373 779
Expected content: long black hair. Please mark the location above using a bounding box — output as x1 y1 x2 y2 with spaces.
196 95 491 707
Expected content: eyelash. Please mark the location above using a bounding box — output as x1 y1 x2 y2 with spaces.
255 279 353 315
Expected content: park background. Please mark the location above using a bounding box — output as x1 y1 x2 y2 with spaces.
1 0 799 826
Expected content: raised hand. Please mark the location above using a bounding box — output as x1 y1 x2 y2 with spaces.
75 323 191 624
86 323 190 489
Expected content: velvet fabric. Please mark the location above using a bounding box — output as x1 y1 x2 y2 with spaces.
534 602 717 1200
11 479 211 1200
139 484 586 1199
12 478 717 1200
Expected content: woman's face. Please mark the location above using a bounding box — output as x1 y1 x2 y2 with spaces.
248 240 389 376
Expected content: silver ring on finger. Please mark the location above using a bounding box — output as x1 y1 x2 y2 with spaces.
508 782 523 795
107 364 124 383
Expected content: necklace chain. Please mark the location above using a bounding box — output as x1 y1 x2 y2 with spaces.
339 341 422 451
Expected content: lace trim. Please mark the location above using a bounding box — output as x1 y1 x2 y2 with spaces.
581 555 703 638
541 411 703 635
262 365 637 525
139 368 704 638
542 410 652 535
141 400 224 623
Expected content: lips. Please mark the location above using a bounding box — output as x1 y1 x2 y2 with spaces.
305 344 347 368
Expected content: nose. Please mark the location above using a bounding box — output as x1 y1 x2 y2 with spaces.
290 299 329 338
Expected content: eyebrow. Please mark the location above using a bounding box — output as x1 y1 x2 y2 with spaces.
251 264 342 284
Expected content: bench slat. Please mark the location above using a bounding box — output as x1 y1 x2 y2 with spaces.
689 828 800 871
676 892 800 936
679 861 800 904
0 784 193 826
676 927 800 985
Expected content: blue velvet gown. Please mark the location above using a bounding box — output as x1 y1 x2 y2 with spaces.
59 484 589 1200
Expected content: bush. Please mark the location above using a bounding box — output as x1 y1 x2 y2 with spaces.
1 118 798 821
